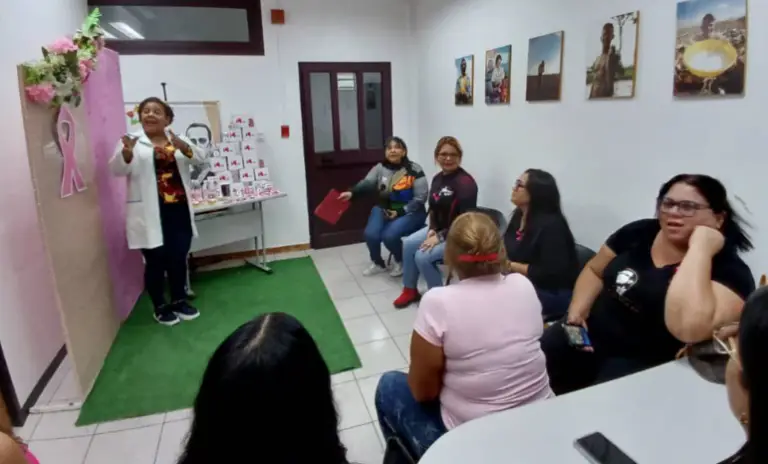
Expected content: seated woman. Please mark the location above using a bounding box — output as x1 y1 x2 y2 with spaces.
505 169 579 319
0 428 37 464
394 136 478 308
339 136 427 278
179 313 350 464
542 174 755 395
719 286 768 463
376 212 553 460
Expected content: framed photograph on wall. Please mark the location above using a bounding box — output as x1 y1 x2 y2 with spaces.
526 32 564 102
586 11 640 99
485 45 511 104
674 0 747 96
455 55 475 105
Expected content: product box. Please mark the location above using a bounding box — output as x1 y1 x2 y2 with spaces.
209 156 228 172
218 142 240 156
231 114 255 128
239 168 255 182
241 138 258 155
231 182 245 199
254 167 271 181
242 128 258 139
223 128 243 142
215 170 233 185
227 155 244 170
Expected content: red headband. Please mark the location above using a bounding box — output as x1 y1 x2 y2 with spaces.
457 252 499 263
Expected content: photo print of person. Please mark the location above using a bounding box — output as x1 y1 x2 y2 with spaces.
586 11 640 99
674 0 747 96
454 55 475 105
526 32 564 102
186 123 213 183
485 45 511 104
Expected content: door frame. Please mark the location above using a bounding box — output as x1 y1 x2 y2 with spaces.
298 62 393 249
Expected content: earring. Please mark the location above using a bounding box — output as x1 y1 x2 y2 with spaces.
739 412 749 426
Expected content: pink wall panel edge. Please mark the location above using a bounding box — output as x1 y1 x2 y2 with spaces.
83 49 144 320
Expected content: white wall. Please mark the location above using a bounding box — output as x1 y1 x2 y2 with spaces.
119 0 417 252
413 0 768 276
0 1 86 403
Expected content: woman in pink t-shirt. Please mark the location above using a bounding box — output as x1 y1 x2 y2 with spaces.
0 428 38 464
375 212 553 460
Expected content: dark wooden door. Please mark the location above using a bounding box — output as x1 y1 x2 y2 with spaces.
299 62 393 249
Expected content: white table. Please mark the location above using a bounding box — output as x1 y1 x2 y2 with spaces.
420 360 744 464
186 192 287 294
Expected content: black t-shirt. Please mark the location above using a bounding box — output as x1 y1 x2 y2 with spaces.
588 219 754 363
428 168 478 236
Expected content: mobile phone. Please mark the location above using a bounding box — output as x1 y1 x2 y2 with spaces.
563 323 592 348
574 432 637 464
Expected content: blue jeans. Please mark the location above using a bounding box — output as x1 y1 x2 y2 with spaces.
364 207 427 265
375 371 447 459
402 227 445 290
536 289 573 321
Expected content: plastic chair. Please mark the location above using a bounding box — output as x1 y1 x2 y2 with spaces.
575 243 596 271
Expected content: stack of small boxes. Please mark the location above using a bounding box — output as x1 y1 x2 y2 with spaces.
204 115 278 202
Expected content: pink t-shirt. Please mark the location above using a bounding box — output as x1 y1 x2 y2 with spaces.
413 273 554 429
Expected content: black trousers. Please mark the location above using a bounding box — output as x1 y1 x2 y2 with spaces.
141 202 193 309
540 321 659 395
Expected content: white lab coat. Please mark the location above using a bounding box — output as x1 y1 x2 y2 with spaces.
109 131 206 250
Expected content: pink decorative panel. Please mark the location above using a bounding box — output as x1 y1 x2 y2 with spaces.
83 49 144 320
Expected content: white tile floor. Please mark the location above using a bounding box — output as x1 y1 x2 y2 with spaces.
16 244 417 464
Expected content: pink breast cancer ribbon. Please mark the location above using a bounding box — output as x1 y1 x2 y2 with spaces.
57 105 86 198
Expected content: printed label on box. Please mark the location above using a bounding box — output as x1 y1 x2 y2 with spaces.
239 168 255 182
243 153 259 167
241 138 258 154
218 142 240 156
216 170 233 185
255 167 271 181
209 156 228 172
227 156 244 170
242 128 258 139
223 128 243 142
231 114 255 128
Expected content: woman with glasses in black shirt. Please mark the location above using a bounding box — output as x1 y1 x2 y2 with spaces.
541 174 755 394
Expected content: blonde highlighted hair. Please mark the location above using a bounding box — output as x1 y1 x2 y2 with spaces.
445 212 506 279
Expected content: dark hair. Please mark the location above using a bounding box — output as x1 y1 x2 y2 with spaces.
703 13 716 22
385 136 410 165
656 174 752 252
495 54 502 63
511 169 577 263
738 287 768 463
178 313 347 464
185 123 211 140
603 22 614 32
138 97 174 124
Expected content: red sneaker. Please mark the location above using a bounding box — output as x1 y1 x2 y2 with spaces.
393 288 421 309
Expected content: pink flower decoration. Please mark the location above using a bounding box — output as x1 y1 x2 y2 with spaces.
78 59 94 81
26 83 56 104
47 37 78 54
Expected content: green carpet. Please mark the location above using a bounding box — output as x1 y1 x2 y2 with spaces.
77 257 360 426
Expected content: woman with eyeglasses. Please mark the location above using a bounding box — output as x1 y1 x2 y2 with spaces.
718 286 768 463
394 136 478 308
504 169 579 319
541 174 754 394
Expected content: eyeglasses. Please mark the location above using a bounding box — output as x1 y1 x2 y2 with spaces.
658 198 711 217
438 152 460 160
514 179 526 190
713 322 739 365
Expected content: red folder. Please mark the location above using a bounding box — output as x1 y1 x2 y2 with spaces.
314 189 350 225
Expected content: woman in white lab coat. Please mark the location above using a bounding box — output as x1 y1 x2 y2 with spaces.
110 97 206 326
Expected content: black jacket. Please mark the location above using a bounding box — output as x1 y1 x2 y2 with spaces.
504 212 578 291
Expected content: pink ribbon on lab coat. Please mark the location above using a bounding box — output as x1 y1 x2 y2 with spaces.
57 105 86 197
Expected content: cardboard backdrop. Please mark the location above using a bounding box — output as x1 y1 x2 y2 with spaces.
18 68 119 395
84 49 144 321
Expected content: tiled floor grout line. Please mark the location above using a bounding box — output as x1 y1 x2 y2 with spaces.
152 420 166 464
80 432 97 464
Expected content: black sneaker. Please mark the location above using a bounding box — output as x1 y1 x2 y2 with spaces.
154 307 180 327
172 301 200 321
